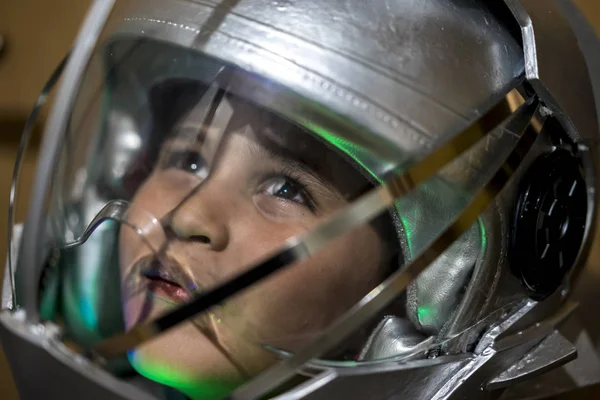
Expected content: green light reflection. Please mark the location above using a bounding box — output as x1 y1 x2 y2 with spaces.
128 352 239 400
306 122 415 258
417 306 433 322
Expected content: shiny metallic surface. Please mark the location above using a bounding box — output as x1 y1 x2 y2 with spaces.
274 356 471 400
406 223 480 334
430 302 556 400
358 316 429 361
436 107 550 351
487 330 577 391
0 311 154 400
111 0 524 159
401 86 528 340
503 1 538 81
499 325 600 399
494 301 578 352
264 301 577 400
425 302 534 399
3 1 600 399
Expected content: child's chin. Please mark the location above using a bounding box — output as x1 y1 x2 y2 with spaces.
127 325 246 395
128 345 243 400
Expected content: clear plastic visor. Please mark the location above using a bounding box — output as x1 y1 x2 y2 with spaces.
36 32 533 399
42 37 420 397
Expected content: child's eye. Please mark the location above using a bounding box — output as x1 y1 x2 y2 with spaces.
261 176 311 207
162 150 208 179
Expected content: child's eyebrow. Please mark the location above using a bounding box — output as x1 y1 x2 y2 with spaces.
244 121 372 200
246 133 330 188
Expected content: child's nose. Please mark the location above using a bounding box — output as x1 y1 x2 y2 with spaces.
165 185 230 251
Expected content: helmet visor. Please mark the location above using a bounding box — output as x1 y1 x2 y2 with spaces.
44 34 420 397
35 4 531 397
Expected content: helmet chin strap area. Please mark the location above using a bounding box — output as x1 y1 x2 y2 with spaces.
88 85 540 376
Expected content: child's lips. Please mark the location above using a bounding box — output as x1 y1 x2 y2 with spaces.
139 257 198 303
145 275 191 303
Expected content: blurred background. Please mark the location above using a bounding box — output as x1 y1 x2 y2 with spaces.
0 1 599 399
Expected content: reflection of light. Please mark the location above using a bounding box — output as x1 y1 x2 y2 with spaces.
127 351 238 399
71 169 88 200
81 299 97 329
110 110 142 150
478 218 487 253
64 231 74 242
119 130 142 150
307 121 415 257
417 306 433 323
112 162 125 177
108 111 143 179
68 213 80 228
306 122 379 183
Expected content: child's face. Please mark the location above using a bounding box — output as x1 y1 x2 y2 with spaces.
118 95 390 396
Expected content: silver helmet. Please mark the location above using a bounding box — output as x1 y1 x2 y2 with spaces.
2 0 600 399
